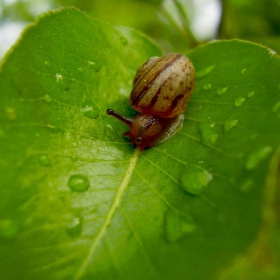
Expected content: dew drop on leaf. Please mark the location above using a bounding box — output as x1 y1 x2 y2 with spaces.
68 174 90 192
106 124 113 130
247 91 255 98
240 179 254 193
71 155 78 162
120 36 128 45
241 69 247 73
43 94 52 104
223 119 238 133
198 123 217 145
164 209 197 243
0 219 19 239
196 65 215 78
203 83 212 90
235 97 245 107
67 217 83 237
39 154 51 167
211 134 218 143
44 61 50 68
5 107 16 121
47 125 64 133
88 60 102 72
210 123 215 128
81 101 99 119
245 146 273 170
180 167 213 195
217 87 228 96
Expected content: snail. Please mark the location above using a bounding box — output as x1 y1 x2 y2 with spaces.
107 53 196 151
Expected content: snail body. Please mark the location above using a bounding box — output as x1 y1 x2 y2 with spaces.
107 53 196 151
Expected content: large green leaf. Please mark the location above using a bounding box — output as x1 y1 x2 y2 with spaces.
0 7 279 280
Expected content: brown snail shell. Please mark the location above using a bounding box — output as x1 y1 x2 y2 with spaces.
106 53 196 151
131 53 196 118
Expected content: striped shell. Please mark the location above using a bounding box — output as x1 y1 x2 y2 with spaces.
130 53 196 118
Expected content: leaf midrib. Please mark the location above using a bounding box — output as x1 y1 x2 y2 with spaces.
74 148 141 279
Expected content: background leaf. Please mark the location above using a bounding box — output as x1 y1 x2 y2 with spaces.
0 7 280 280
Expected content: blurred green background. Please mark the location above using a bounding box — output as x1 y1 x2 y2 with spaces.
1 0 280 60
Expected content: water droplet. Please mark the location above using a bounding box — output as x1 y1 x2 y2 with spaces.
59 193 66 202
198 123 217 145
272 102 280 113
196 65 215 78
5 107 16 121
245 146 273 170
241 69 246 73
180 167 213 195
120 36 128 45
68 174 90 192
211 134 218 143
235 97 245 107
165 209 196 242
223 119 238 133
78 68 84 73
203 84 212 90
247 91 255 98
56 73 63 82
217 87 228 96
43 94 52 103
88 61 102 72
81 102 99 119
240 179 254 193
44 61 50 68
47 125 64 133
210 123 215 128
106 124 113 130
0 219 19 239
67 217 83 237
71 156 78 162
39 154 51 167
0 129 5 138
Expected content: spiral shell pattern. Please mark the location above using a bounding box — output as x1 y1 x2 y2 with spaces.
130 53 196 118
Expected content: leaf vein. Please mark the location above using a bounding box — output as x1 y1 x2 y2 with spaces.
74 148 140 279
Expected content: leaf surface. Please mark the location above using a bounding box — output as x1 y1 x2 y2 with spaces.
0 8 280 280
